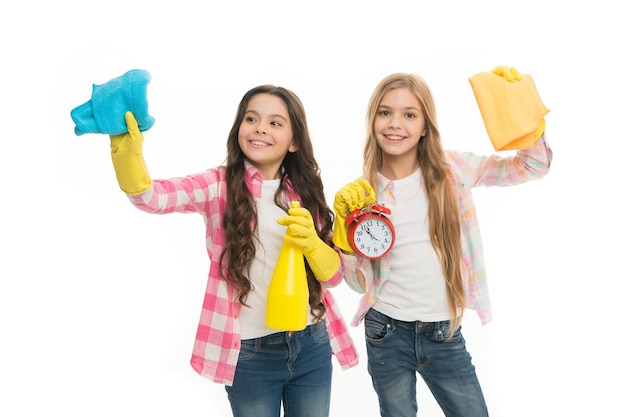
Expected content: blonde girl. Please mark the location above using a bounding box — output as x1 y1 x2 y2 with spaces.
333 72 552 417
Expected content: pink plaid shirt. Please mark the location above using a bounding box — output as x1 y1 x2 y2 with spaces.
342 136 553 326
128 163 358 385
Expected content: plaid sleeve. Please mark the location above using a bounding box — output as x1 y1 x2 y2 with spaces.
339 252 375 294
453 137 552 188
128 169 222 214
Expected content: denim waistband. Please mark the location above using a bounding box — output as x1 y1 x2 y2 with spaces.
247 321 326 345
367 308 451 331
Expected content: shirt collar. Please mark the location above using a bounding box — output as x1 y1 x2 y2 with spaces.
243 160 297 202
243 160 264 199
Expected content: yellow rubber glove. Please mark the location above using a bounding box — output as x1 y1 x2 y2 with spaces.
109 111 152 194
534 116 546 141
492 66 546 142
277 205 339 282
332 179 376 253
492 65 521 82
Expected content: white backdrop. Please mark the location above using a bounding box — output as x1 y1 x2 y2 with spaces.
2 1 624 416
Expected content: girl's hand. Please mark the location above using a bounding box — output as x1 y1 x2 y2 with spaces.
277 206 339 281
109 111 152 194
492 66 521 82
332 179 376 253
277 206 319 255
333 179 376 218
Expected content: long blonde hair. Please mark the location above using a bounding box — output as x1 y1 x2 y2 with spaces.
363 73 465 334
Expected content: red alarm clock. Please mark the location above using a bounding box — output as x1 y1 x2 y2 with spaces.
346 204 395 259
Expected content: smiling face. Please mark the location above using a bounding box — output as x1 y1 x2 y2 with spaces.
238 93 297 179
374 87 428 178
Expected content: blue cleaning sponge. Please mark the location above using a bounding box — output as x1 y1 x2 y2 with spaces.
71 69 155 136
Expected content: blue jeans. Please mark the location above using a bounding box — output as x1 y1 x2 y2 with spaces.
365 309 489 417
225 321 333 417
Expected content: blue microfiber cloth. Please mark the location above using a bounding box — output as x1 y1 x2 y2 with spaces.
71 69 155 136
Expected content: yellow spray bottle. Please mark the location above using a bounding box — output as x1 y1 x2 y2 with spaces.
266 201 309 331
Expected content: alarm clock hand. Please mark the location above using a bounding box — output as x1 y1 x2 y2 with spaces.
277 205 340 282
332 179 376 253
363 224 379 241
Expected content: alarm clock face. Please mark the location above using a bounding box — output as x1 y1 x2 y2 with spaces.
351 215 394 258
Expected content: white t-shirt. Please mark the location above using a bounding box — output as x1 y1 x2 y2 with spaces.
239 180 314 339
373 170 451 322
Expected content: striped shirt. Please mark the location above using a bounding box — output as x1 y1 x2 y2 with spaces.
341 136 553 326
128 162 358 385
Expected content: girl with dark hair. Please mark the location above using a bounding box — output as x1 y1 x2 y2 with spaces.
107 85 358 417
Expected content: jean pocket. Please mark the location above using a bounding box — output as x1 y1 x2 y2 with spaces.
311 321 330 343
428 323 463 344
238 339 258 361
364 319 392 344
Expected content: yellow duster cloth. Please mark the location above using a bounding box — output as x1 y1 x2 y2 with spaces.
469 70 550 151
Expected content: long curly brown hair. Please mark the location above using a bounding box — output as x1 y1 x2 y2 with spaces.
219 85 333 321
363 73 465 335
